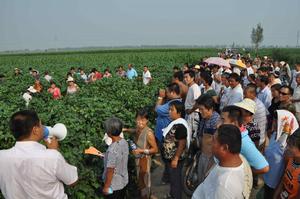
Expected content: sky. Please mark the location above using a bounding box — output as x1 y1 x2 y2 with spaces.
0 0 299 51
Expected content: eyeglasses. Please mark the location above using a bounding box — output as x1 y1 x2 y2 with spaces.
280 91 289 95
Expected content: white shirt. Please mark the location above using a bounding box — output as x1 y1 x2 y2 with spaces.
293 85 300 112
0 141 78 199
246 67 254 75
185 83 201 110
192 160 251 199
44 74 52 82
227 84 243 106
257 86 272 109
143 70 151 85
254 98 268 145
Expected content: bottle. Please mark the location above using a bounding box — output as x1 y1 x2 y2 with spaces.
108 187 113 194
127 139 142 158
128 139 137 151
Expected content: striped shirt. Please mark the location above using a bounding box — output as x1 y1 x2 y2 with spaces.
254 98 268 145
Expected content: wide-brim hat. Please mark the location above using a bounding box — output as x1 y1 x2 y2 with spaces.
234 98 256 114
194 65 201 69
66 77 74 82
27 86 37 93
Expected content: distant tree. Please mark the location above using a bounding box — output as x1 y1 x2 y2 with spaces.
251 23 264 54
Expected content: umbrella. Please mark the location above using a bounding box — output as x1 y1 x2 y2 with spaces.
229 59 246 69
204 57 230 68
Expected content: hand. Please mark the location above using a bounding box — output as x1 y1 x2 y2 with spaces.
102 186 111 195
45 137 59 150
159 89 166 98
283 122 292 135
171 157 178 168
132 148 143 155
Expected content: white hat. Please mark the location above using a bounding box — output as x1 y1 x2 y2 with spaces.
280 61 286 66
102 132 124 146
194 65 201 69
234 98 256 114
27 86 37 93
66 77 74 82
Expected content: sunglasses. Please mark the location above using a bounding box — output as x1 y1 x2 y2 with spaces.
280 91 289 95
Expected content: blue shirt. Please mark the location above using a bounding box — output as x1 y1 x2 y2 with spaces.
263 133 285 188
126 68 138 79
155 99 181 143
257 86 272 109
241 130 269 170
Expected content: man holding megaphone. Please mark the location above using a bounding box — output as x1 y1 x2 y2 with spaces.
0 110 78 199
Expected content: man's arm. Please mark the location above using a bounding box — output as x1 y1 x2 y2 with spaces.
103 168 114 194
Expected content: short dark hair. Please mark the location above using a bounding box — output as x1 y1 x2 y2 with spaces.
281 85 294 95
222 106 243 127
169 100 185 118
229 73 241 82
271 83 282 92
184 70 195 79
200 72 213 86
173 66 179 70
288 128 300 150
166 83 180 95
173 71 184 82
196 95 215 110
9 110 40 140
136 107 149 120
258 75 269 85
217 124 241 154
257 67 268 73
245 83 257 96
248 74 256 81
221 72 231 79
104 117 123 136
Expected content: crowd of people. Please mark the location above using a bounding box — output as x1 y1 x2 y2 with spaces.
1 51 300 199
18 64 152 106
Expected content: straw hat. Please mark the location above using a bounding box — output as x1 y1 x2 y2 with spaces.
66 77 74 82
194 65 201 69
234 98 256 114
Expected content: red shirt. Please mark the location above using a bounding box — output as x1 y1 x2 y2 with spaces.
95 72 102 79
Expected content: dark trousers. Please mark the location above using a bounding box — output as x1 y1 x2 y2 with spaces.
156 138 170 182
264 184 275 199
104 186 126 199
166 160 184 199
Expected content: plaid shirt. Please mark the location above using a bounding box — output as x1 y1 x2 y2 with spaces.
197 111 220 137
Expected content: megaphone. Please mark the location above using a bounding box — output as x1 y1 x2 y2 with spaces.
43 123 67 141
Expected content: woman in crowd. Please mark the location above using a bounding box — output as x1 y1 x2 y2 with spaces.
162 100 190 199
33 79 43 93
195 95 220 183
123 108 158 199
103 68 112 78
66 77 79 95
47 81 61 99
102 117 128 199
